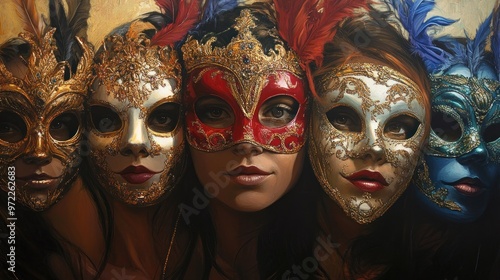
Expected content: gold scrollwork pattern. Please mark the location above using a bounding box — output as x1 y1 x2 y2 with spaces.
182 9 303 118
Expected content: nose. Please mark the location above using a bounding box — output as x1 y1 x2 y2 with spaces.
355 123 386 164
362 144 387 164
457 142 488 165
119 113 150 157
232 142 264 156
23 129 52 165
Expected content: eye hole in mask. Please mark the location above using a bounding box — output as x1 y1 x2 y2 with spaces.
90 105 122 133
326 105 362 133
384 115 420 140
148 102 180 133
258 95 298 128
50 113 80 141
484 123 500 143
0 110 26 143
195 96 234 128
431 110 462 142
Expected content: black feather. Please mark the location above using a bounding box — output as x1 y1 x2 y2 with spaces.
67 0 91 38
49 0 91 78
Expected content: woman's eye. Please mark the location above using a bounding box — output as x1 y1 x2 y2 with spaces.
259 96 298 128
0 111 26 143
207 107 224 119
431 110 462 142
50 113 79 141
326 106 361 132
148 103 180 133
90 105 122 133
384 115 420 140
195 96 234 128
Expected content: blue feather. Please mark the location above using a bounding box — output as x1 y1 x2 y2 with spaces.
466 13 492 75
493 6 500 80
199 0 237 28
388 0 456 73
435 36 466 66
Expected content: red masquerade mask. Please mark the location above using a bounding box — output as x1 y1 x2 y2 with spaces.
185 67 307 153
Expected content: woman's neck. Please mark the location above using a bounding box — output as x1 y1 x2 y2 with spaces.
320 197 366 254
209 199 273 279
42 176 105 268
108 199 162 278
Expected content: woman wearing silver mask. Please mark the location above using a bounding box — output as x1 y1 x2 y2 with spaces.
306 6 431 279
86 0 199 278
0 0 107 278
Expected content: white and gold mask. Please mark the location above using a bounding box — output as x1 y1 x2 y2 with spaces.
88 34 185 206
310 63 427 223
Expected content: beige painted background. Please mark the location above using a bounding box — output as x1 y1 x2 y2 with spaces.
0 0 497 49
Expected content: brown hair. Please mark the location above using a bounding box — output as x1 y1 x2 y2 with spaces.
312 8 431 138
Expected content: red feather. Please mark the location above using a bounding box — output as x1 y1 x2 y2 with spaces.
151 0 201 47
274 0 369 69
155 0 178 19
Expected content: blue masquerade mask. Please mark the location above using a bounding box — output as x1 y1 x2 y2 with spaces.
391 0 500 222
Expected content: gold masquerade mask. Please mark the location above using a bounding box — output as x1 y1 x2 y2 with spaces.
0 30 94 210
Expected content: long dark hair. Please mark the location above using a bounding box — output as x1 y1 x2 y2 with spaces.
178 4 321 279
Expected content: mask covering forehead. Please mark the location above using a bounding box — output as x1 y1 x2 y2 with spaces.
310 62 426 223
426 74 500 161
0 30 93 211
89 34 185 206
182 9 308 153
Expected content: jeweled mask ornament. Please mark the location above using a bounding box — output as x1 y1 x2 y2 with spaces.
89 33 185 206
310 63 426 224
181 9 307 154
0 31 93 211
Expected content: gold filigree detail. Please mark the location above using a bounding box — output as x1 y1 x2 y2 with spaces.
413 158 461 211
0 29 94 211
318 62 422 105
181 9 303 118
94 34 181 109
430 75 500 123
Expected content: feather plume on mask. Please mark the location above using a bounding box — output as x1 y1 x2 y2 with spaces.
12 0 47 43
150 0 202 46
49 0 91 75
492 1 500 80
465 13 492 76
199 0 238 27
273 0 370 96
388 0 457 74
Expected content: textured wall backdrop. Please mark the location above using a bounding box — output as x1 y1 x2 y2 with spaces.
0 0 497 49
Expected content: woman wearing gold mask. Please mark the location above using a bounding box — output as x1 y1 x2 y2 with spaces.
0 0 106 278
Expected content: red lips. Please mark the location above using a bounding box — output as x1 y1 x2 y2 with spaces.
449 178 485 196
344 170 389 192
118 165 158 185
